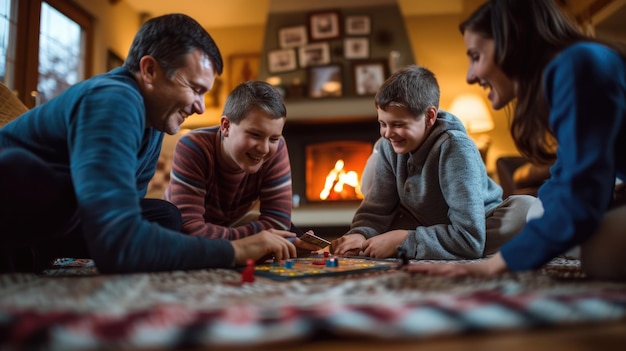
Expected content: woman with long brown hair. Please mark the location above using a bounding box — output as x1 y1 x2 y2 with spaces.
406 0 626 280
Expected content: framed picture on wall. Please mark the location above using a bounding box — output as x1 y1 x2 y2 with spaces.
278 25 308 48
345 15 371 35
308 64 342 98
344 37 369 59
298 42 330 68
308 10 341 41
267 49 297 73
228 53 260 90
352 60 387 96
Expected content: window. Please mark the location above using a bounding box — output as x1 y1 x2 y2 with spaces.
36 2 84 104
8 0 92 108
0 0 18 89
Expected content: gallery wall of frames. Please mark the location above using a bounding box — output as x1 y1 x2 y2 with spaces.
258 4 415 101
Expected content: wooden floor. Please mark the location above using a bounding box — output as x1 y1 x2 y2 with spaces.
213 320 626 351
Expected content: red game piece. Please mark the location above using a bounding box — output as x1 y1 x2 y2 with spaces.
241 259 256 283
324 251 330 258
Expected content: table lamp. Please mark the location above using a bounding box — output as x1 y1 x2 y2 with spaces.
448 93 494 162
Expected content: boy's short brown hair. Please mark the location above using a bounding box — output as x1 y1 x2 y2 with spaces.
374 65 440 119
222 81 286 124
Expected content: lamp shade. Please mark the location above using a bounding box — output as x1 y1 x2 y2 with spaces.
448 93 494 133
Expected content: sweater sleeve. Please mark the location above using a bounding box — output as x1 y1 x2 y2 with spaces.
500 43 626 271
347 143 402 237
70 84 234 273
254 140 293 232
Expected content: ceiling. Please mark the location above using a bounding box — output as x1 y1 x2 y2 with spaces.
593 0 626 33
119 0 464 29
119 0 626 36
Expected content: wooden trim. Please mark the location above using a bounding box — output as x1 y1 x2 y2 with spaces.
575 0 617 23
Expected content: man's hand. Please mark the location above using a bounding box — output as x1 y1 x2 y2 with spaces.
361 230 408 258
330 233 366 256
231 229 297 266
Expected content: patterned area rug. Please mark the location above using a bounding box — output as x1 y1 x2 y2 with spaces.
1 258 625 350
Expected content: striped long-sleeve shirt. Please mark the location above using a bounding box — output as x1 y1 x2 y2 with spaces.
164 126 293 239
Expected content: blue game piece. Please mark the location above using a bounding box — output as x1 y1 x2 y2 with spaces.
326 257 339 267
285 259 295 269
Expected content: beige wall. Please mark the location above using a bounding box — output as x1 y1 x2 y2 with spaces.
71 0 265 129
73 0 518 173
182 25 266 128
73 0 141 76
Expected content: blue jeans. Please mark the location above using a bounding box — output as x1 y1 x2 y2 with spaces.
0 148 181 272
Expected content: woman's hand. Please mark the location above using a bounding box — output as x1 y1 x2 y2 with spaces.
361 230 408 258
330 233 366 256
403 252 509 278
231 229 296 266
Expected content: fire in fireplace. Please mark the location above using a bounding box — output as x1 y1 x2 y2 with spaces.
282 118 380 206
306 140 372 202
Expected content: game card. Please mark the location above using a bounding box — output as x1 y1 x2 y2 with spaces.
299 231 331 248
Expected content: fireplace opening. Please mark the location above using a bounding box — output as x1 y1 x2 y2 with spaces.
306 141 372 202
282 117 380 206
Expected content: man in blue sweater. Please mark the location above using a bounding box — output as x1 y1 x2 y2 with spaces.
0 14 296 273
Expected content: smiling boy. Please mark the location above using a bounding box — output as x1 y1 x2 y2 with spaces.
331 65 535 260
164 81 317 251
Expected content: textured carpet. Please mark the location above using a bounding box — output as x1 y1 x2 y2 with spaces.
1 258 625 350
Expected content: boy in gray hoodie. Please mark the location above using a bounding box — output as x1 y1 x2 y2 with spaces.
331 65 536 260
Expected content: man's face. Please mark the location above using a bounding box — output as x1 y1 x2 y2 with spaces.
220 108 286 174
145 49 216 134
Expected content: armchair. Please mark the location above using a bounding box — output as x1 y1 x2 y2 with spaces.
496 156 551 198
0 83 28 128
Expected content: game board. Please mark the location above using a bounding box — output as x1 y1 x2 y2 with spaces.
251 255 399 281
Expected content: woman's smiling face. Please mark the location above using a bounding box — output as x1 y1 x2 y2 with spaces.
463 29 516 110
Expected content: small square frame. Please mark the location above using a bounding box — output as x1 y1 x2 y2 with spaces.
278 25 308 49
308 64 343 98
344 37 369 59
267 49 297 73
228 53 260 91
345 15 371 35
298 42 331 68
308 10 341 41
352 60 387 96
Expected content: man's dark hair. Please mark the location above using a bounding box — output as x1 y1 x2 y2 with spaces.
124 13 223 77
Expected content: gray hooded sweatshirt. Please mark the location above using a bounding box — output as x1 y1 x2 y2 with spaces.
348 111 503 259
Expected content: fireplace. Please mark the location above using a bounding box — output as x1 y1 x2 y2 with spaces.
283 117 380 206
306 140 372 202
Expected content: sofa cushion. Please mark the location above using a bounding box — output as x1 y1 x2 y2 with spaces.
512 162 551 189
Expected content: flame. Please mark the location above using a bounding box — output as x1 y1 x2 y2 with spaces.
319 159 364 200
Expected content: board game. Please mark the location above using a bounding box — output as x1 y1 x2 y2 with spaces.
250 255 399 281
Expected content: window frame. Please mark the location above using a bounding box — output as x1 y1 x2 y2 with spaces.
13 0 93 108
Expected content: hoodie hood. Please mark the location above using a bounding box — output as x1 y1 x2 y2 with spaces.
408 110 467 159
